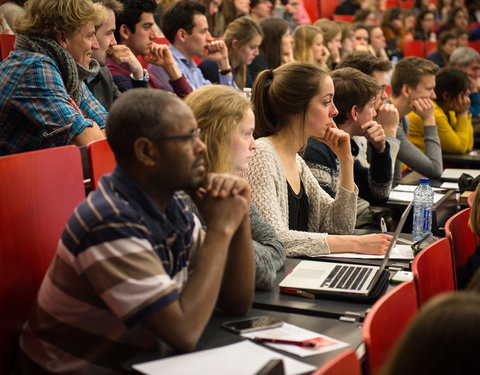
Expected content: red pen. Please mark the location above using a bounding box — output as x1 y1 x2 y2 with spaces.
252 337 316 348
280 287 315 299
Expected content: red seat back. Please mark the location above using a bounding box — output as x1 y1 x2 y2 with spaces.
319 0 339 19
362 281 418 375
468 191 475 207
332 14 354 22
312 349 361 375
412 238 455 306
303 0 319 22
402 40 425 57
0 146 85 373
87 139 116 190
445 208 478 282
425 40 437 55
0 33 15 61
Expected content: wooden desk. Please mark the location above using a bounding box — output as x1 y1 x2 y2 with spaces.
124 308 363 374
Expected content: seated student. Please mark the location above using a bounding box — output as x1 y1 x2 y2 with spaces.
458 183 480 288
150 0 235 91
108 0 192 97
426 31 458 67
449 47 480 120
369 25 389 60
15 89 254 374
304 68 397 229
409 67 473 154
389 57 443 185
199 16 263 90
0 0 106 155
352 24 371 52
314 19 342 69
413 10 436 41
249 0 273 24
248 17 294 82
379 292 480 375
247 61 392 257
293 24 330 69
185 85 286 290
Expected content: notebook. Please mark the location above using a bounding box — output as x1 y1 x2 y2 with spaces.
279 201 413 301
441 168 480 181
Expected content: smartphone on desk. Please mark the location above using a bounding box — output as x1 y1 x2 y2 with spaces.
222 316 283 334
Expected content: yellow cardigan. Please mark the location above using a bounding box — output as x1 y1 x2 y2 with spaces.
408 101 473 154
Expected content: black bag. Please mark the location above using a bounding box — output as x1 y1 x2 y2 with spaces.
458 173 480 194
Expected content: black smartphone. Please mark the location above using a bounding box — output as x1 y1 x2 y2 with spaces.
222 316 283 334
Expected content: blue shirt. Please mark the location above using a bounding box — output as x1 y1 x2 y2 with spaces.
0 50 107 155
148 44 234 91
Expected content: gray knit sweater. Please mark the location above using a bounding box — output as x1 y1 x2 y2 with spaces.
246 138 358 257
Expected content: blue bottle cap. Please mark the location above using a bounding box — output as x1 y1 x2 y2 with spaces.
419 178 430 183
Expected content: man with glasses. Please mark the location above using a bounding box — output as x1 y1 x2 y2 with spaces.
0 0 107 155
16 88 255 374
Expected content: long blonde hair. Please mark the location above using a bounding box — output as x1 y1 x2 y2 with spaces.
185 85 251 174
224 16 263 90
293 24 322 65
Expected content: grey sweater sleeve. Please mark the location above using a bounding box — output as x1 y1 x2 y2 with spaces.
394 116 443 186
250 203 286 291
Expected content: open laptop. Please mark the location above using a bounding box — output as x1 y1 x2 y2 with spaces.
279 201 413 301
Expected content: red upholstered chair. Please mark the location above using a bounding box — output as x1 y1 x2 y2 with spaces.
303 0 319 22
469 41 480 53
445 207 478 286
333 14 354 22
402 40 425 57
411 238 455 306
0 33 15 60
312 349 362 375
87 139 116 190
425 40 437 55
362 281 418 375
319 0 339 19
0 146 85 373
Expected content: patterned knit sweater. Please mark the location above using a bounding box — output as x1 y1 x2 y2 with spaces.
246 138 358 256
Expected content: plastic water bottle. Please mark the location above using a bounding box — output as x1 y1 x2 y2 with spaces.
243 87 252 100
412 178 434 242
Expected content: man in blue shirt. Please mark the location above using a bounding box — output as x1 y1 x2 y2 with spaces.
149 0 235 91
0 0 106 155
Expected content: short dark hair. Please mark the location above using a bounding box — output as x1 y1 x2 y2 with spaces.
250 0 274 9
114 0 157 41
107 88 183 167
434 67 469 107
161 0 207 44
332 68 382 125
336 50 392 75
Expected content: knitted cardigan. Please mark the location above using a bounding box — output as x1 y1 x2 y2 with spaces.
246 137 358 257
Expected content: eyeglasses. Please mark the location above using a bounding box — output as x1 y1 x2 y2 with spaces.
156 128 201 143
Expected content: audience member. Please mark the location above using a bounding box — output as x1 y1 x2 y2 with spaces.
354 8 378 26
379 292 480 375
249 0 273 24
452 26 470 46
437 6 469 34
412 0 438 18
0 0 25 33
437 0 454 22
248 17 293 81
108 0 192 97
0 0 106 155
450 46 480 118
337 20 355 58
426 30 458 67
314 19 342 69
247 61 392 257
304 68 398 229
335 0 362 16
413 10 436 41
293 24 329 69
185 85 286 290
221 0 250 30
401 10 416 41
369 25 389 59
409 67 473 153
199 16 263 89
203 0 225 37
381 7 405 53
352 24 371 51
151 0 235 91
14 88 255 374
389 56 443 185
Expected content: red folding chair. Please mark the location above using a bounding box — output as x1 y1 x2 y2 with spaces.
0 33 15 61
411 238 455 306
445 208 478 286
312 349 361 375
0 146 85 373
362 281 418 375
87 139 116 190
402 40 425 57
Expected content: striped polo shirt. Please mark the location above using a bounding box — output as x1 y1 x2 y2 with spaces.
16 167 202 374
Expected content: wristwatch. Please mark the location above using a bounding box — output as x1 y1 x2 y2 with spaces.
219 67 232 75
130 68 150 82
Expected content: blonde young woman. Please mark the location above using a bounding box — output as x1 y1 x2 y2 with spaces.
314 19 342 69
199 16 263 89
185 85 286 290
293 24 330 69
248 61 392 257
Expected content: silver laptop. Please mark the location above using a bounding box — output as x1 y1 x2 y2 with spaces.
279 201 413 298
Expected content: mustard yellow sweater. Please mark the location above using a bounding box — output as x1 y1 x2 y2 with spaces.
408 101 473 154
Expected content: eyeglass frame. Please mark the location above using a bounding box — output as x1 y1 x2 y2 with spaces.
155 128 202 143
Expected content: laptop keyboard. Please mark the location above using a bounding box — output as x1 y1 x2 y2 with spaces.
321 265 373 291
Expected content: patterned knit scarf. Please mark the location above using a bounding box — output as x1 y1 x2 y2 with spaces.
14 33 100 104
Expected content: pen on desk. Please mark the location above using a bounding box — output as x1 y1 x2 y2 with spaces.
380 217 388 233
280 287 315 299
252 337 316 348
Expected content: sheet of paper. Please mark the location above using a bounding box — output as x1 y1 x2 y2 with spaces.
132 341 316 375
441 168 480 180
394 184 449 193
389 191 443 204
440 182 459 190
315 244 414 260
241 322 348 358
